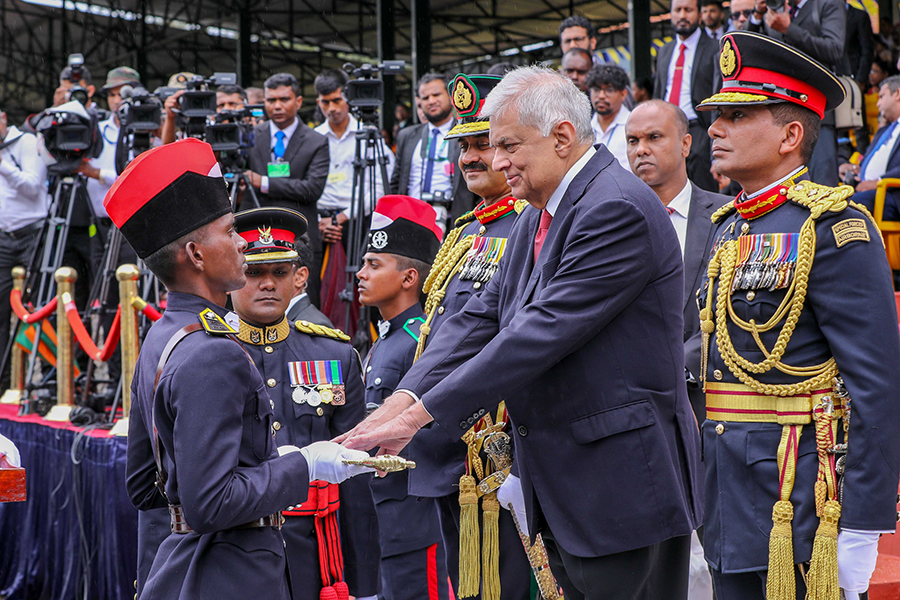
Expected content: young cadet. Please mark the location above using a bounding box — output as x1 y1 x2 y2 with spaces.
106 139 373 600
412 73 532 600
356 195 449 600
695 32 900 599
230 206 380 600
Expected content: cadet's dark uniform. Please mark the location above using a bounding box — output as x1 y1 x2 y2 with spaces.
238 317 380 599
695 32 900 599
364 305 449 600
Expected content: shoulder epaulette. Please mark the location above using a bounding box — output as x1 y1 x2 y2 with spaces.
786 181 854 218
402 317 425 342
514 199 529 214
294 319 351 342
711 200 736 223
199 308 237 335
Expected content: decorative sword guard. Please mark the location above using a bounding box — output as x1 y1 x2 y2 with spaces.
342 455 416 472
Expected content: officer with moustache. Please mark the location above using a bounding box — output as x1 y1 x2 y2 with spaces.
230 206 379 600
695 31 900 600
411 73 532 600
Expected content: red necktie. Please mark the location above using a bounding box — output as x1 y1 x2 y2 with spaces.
667 44 687 106
533 209 553 263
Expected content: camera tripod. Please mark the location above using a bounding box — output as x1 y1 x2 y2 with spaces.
225 170 261 211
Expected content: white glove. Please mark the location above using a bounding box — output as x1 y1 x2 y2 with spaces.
299 441 375 484
497 473 529 538
0 434 21 467
838 529 881 593
277 445 301 456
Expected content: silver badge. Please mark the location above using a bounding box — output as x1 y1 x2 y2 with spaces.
371 230 389 249
377 320 390 338
292 387 307 404
306 390 322 407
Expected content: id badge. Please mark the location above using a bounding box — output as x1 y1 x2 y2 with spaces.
267 161 291 178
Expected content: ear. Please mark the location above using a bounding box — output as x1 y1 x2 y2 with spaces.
400 267 420 291
184 240 205 272
293 265 309 293
296 95 304 110
682 132 693 158
778 121 804 157
553 120 579 158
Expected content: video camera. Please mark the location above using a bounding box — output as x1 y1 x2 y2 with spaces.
342 61 405 124
64 53 91 107
34 100 103 175
115 85 164 171
206 105 262 171
174 72 238 137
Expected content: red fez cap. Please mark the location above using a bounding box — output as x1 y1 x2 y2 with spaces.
366 195 443 263
103 138 232 258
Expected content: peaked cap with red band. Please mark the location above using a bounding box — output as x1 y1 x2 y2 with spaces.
366 195 443 264
445 74 503 140
103 138 232 258
234 207 308 264
696 31 845 119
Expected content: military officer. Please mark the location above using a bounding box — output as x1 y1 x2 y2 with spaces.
411 73 532 600
356 195 449 600
695 32 900 599
230 206 379 600
109 139 373 600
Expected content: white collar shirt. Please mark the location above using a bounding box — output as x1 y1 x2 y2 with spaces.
545 146 597 217
665 27 702 121
862 118 900 181
592 107 631 172
0 126 48 232
86 115 120 218
667 180 692 257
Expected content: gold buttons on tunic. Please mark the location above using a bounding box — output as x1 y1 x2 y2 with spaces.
741 223 750 234
273 421 282 431
267 378 277 387
746 291 756 301
438 306 445 315
316 407 324 416
713 369 723 381
265 346 274 354
715 423 725 435
374 377 382 385
473 282 481 289
479 225 486 234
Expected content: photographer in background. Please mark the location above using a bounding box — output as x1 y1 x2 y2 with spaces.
0 107 47 391
53 59 96 108
217 84 247 112
247 72 329 306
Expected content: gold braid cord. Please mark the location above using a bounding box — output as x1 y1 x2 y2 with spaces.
294 320 351 342
704 182 856 397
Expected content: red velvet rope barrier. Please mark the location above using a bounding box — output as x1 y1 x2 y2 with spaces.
132 297 162 322
9 289 58 324
61 293 121 362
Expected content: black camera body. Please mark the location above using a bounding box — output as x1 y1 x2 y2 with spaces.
176 72 237 137
343 61 405 124
207 105 261 171
34 103 103 175
118 86 163 133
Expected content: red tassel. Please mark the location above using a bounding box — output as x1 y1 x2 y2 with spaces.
319 585 338 600
332 581 349 600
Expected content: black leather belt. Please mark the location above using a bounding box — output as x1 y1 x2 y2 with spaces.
1 220 43 240
168 504 284 534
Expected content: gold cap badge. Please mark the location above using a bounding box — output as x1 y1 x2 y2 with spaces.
258 225 273 244
720 40 737 78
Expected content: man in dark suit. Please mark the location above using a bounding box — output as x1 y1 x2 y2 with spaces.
286 234 335 327
844 1 874 90
842 74 900 220
341 66 703 599
748 0 846 185
654 0 721 192
625 99 728 423
246 72 330 304
390 73 476 225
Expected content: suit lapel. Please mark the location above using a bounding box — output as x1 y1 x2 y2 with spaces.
282 123 304 163
682 184 717 312
253 123 270 169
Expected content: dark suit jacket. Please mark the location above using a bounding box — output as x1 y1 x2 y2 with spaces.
286 294 334 327
682 183 730 422
398 147 703 557
653 31 720 130
749 0 845 69
390 121 477 222
844 5 874 86
250 120 329 255
864 123 900 179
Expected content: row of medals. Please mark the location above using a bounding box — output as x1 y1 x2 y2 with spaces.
459 241 503 283
292 383 345 407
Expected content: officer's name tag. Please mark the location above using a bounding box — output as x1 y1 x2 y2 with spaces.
267 162 291 178
832 218 869 248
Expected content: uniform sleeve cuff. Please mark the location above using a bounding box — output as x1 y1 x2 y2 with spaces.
261 176 269 194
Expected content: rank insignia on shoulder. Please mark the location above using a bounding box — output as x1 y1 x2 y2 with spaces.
514 199 529 214
832 218 870 248
294 320 351 342
199 308 238 335
288 360 345 407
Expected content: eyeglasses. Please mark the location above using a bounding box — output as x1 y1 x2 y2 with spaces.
730 9 754 19
590 85 624 95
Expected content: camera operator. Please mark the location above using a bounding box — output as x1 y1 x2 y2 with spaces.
159 72 198 145
53 60 96 108
217 84 246 113
246 73 329 306
749 0 846 185
315 69 395 246
0 107 47 391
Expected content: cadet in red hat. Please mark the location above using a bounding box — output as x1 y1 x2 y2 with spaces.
106 138 374 600
694 31 900 600
355 195 450 600
230 206 381 600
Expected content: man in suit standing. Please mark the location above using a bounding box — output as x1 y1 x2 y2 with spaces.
340 66 703 600
654 0 720 192
246 72 330 305
390 74 476 226
625 99 727 423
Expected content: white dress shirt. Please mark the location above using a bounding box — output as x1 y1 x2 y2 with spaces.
315 115 395 218
545 146 597 217
0 126 48 232
665 27 701 121
261 117 300 194
287 292 307 314
86 115 120 218
862 118 900 181
407 118 453 200
666 180 692 257
592 108 631 172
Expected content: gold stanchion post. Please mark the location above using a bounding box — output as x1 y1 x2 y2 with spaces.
110 264 140 437
45 267 77 422
1 267 27 405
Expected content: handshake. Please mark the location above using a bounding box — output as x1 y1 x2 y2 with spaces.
281 441 415 484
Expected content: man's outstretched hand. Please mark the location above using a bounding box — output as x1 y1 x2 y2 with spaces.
335 392 434 457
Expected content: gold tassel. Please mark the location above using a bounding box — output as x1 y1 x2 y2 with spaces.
806 500 841 600
458 475 480 598
482 492 501 600
766 500 796 600
814 479 827 517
